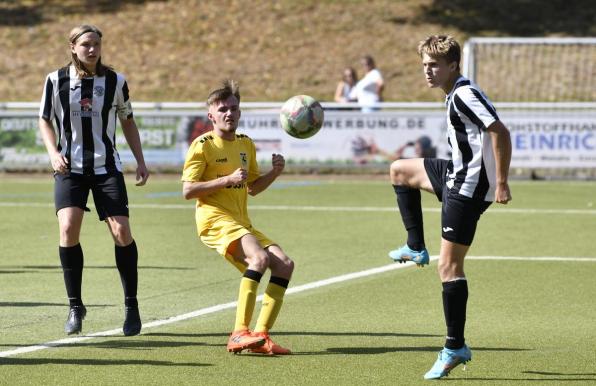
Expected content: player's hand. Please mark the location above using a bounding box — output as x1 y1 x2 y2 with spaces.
271 153 285 175
495 182 512 204
228 168 248 185
50 151 69 174
136 164 150 186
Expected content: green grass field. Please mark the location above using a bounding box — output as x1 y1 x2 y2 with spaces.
1 175 595 385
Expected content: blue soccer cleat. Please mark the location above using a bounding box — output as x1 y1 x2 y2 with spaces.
388 244 429 266
424 345 471 380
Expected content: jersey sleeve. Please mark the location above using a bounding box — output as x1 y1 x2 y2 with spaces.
115 74 134 120
453 87 499 131
39 74 54 120
181 139 206 182
246 138 260 184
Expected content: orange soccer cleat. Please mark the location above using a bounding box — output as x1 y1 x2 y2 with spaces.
226 330 266 354
248 332 292 355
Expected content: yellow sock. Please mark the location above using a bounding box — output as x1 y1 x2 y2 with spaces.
234 277 259 332
254 282 287 333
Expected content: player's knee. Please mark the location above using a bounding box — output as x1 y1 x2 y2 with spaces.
59 222 80 245
389 161 407 185
281 257 295 276
110 223 133 246
437 260 463 281
248 251 270 272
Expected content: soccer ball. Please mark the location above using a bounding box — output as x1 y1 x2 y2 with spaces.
279 95 324 139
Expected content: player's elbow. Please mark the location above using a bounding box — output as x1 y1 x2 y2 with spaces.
182 184 195 200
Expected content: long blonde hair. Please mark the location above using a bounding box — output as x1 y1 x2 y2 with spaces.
68 24 112 78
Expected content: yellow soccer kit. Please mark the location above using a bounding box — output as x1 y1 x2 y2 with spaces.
182 132 275 271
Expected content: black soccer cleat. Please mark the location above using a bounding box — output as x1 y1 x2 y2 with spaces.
123 306 142 336
64 305 87 335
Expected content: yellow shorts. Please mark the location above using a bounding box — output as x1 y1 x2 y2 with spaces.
198 216 275 272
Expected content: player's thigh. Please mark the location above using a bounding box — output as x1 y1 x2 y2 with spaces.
54 172 91 213
91 172 129 221
228 233 268 265
389 158 433 192
441 193 491 246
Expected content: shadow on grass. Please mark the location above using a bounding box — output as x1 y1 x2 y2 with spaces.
0 302 110 308
0 265 194 273
0 357 210 367
412 0 596 36
146 331 442 338
0 1 163 26
294 345 530 356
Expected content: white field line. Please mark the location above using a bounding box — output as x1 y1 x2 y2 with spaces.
1 255 595 359
1 201 595 215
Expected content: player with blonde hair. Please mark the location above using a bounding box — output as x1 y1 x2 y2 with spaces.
182 80 294 355
39 24 148 336
388 35 512 379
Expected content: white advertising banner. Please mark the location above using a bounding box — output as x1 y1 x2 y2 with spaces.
502 112 596 168
1 108 594 169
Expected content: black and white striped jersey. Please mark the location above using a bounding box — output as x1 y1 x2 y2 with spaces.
39 65 134 175
444 76 499 202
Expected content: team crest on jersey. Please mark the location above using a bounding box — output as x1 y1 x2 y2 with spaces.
94 86 104 97
79 98 93 111
239 152 247 168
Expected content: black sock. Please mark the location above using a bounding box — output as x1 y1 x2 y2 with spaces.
59 244 84 307
393 185 425 250
442 279 468 349
115 240 138 307
269 276 289 288
243 269 263 283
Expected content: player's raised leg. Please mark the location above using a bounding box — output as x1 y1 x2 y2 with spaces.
250 244 294 355
388 158 432 266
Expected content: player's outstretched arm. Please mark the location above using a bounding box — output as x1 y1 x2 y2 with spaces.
487 120 512 204
248 153 285 196
182 168 247 200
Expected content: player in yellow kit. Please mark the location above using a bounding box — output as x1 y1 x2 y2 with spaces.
182 80 294 355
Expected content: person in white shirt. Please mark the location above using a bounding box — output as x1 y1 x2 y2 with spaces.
349 55 384 112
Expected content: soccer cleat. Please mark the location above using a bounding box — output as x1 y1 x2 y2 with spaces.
226 330 266 354
424 345 472 380
388 244 429 266
64 305 86 335
248 332 292 355
123 306 142 336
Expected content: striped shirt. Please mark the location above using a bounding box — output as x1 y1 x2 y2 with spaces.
39 65 134 175
445 76 499 202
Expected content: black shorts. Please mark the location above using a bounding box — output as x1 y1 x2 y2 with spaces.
424 158 491 246
54 171 129 221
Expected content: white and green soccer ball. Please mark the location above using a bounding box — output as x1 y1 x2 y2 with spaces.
279 95 324 139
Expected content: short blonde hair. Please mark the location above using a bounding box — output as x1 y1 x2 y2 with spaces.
418 35 461 69
206 79 240 106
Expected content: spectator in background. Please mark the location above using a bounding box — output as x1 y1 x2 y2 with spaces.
334 67 358 103
349 55 384 112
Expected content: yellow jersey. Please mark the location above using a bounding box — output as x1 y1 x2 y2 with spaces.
181 132 260 232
